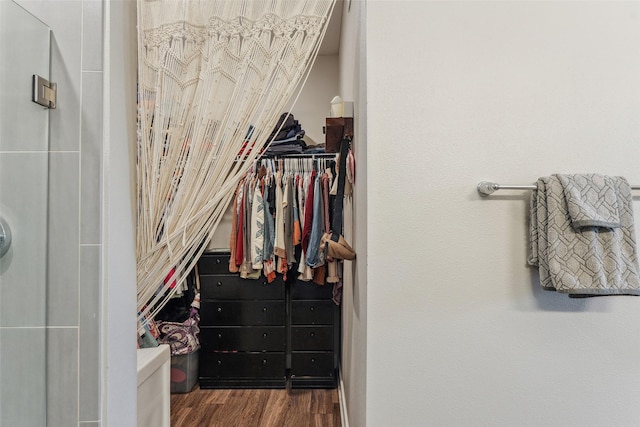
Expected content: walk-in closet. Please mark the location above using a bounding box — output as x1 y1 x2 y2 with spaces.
135 1 361 425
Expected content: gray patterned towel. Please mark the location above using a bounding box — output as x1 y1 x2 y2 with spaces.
557 174 622 229
528 175 640 296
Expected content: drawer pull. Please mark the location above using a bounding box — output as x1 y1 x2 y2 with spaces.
262 281 267 286
215 258 221 264
216 281 222 287
263 333 268 338
262 307 268 312
217 307 222 312
310 332 315 337
262 359 268 365
217 334 222 339
217 360 222 365
311 358 316 363
309 306 315 312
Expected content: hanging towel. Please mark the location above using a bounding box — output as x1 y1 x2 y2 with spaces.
528 174 640 296
556 174 622 229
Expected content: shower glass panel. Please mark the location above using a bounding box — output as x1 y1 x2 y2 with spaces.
0 1 50 426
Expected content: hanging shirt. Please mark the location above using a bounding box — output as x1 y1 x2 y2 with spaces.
251 179 264 270
262 175 277 283
229 180 243 273
284 175 296 265
305 173 325 268
262 175 275 261
293 174 302 247
240 179 259 279
274 171 286 259
301 169 317 254
297 172 313 281
234 179 245 268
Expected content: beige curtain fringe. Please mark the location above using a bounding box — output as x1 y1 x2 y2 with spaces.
136 0 336 333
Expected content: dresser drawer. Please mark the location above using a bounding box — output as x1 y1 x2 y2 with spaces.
200 352 285 379
291 300 335 325
290 280 334 300
200 326 285 351
200 274 285 300
198 253 232 275
291 326 334 351
201 301 285 326
290 352 335 377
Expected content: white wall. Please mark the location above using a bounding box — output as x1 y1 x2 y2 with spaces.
366 1 640 426
287 55 340 146
338 1 368 426
105 0 138 426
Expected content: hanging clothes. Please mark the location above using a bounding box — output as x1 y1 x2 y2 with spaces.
227 153 352 304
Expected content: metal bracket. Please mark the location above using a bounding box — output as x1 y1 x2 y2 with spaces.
477 181 500 196
32 74 56 109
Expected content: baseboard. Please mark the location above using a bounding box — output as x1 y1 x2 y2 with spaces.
338 373 350 427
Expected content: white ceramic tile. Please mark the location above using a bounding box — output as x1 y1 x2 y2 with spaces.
16 0 83 152
82 0 104 71
47 327 79 427
0 0 50 152
50 33 82 152
0 328 46 427
80 245 101 421
0 153 47 326
48 152 80 326
80 71 103 244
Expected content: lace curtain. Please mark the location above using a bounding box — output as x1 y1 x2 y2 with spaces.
136 0 336 331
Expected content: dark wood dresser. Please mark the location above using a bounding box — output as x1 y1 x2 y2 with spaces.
197 251 340 389
289 277 340 388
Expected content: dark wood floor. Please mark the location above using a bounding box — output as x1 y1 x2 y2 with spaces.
170 386 342 427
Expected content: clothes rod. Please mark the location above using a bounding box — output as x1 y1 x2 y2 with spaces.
260 152 337 158
477 181 640 196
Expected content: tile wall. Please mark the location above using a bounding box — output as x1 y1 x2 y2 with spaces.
7 0 105 425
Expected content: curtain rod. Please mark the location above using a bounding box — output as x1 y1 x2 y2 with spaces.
477 181 640 196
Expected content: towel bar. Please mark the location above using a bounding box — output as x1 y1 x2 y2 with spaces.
477 181 640 196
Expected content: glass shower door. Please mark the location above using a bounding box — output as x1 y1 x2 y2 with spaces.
0 1 51 426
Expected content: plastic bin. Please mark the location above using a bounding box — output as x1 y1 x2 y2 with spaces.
170 350 199 393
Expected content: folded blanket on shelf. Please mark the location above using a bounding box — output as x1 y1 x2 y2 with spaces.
528 174 640 296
